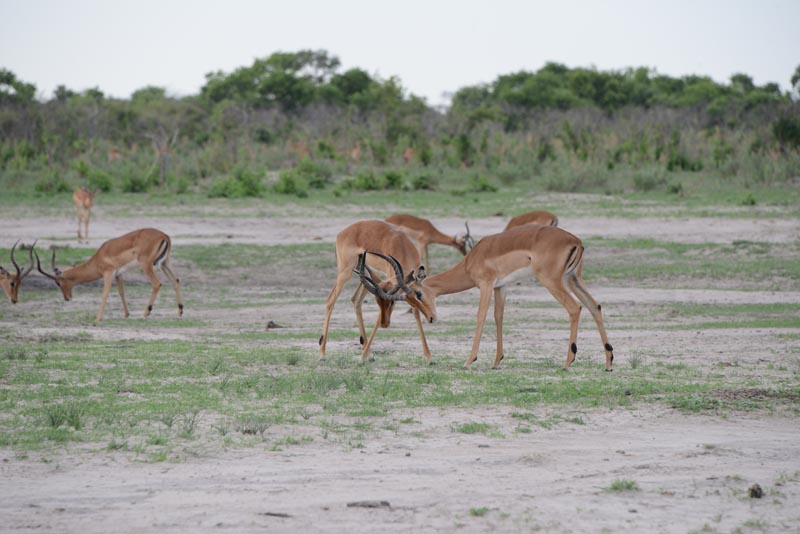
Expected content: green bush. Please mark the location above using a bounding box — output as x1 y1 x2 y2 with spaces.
294 158 332 189
208 167 265 198
412 173 437 190
88 169 113 192
382 170 404 189
35 172 70 193
274 171 308 198
122 175 152 193
345 171 382 191
773 117 800 149
469 175 498 192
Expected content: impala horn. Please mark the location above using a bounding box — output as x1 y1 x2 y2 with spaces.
12 240 36 281
33 245 61 283
354 252 412 301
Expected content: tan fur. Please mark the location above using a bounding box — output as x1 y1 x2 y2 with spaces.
385 213 469 268
320 220 436 363
504 210 559 231
36 228 183 322
419 225 614 370
0 243 34 304
72 187 95 242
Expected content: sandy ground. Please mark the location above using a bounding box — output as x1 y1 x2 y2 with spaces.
2 209 800 533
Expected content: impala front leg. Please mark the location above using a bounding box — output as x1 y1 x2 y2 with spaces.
115 275 130 318
360 314 382 363
464 285 493 369
412 308 433 364
96 272 115 322
492 286 507 369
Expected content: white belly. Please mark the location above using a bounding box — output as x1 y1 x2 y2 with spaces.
114 258 139 277
494 266 534 288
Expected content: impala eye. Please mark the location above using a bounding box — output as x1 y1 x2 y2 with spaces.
415 291 422 300
10 282 15 288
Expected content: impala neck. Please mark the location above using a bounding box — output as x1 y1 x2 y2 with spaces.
426 260 474 297
428 228 459 248
62 260 103 286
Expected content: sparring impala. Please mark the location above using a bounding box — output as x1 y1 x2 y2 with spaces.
73 186 96 243
319 220 436 363
34 228 184 322
418 224 615 371
0 241 35 304
385 213 474 268
504 210 559 230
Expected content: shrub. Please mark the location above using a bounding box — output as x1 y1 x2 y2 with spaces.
274 171 308 198
208 167 265 198
469 175 498 192
294 158 332 189
382 170 404 189
35 172 70 193
412 173 437 190
347 171 382 191
773 116 800 149
88 169 113 192
122 175 152 193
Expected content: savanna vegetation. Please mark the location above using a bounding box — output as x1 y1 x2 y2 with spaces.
1 51 799 202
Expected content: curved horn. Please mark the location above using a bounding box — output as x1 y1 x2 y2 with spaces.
464 221 475 251
10 240 21 277
354 252 409 302
33 247 60 283
20 240 36 280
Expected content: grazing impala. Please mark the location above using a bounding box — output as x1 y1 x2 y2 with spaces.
385 214 474 268
34 228 184 322
320 220 436 363
504 210 559 230
418 224 614 371
73 186 96 243
0 241 35 304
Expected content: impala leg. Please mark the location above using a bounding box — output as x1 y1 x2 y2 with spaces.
350 283 369 346
492 286 507 369
320 269 352 360
84 213 90 242
464 285 493 369
96 272 115 322
539 273 582 370
160 262 184 318
141 263 162 318
76 210 83 241
360 314 382 362
115 275 130 318
566 269 614 371
412 308 433 364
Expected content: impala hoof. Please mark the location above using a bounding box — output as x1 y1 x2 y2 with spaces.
605 368 614 372
427 361 436 366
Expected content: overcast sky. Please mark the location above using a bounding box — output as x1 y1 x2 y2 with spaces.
1 0 798 106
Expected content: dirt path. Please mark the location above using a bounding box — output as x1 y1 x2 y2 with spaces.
1 408 798 533
2 213 799 247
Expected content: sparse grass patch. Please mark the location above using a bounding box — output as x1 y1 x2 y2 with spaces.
605 479 639 492
469 507 490 517
452 422 492 435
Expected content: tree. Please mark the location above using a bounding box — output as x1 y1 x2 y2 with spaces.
0 69 36 104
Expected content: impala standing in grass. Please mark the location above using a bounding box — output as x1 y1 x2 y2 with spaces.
320 220 437 363
504 210 559 230
73 186 96 243
418 224 615 371
35 228 184 322
385 213 474 268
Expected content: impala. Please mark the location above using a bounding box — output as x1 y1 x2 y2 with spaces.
319 220 436 363
0 241 35 304
73 186 96 243
417 224 615 371
34 228 184 322
504 210 559 230
385 213 474 268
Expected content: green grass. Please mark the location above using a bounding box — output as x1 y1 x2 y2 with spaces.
605 479 640 492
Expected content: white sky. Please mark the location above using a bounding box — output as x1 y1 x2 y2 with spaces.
1 0 798 106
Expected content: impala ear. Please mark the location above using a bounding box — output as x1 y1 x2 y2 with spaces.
415 266 427 282
0 266 8 277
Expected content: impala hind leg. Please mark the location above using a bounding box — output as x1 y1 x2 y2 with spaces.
538 273 582 371
115 275 130 318
464 285 493 369
492 286 507 369
350 283 369 346
140 263 163 318
565 270 614 371
160 262 184 318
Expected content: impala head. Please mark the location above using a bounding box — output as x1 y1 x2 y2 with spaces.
355 251 437 325
33 245 74 301
0 240 35 304
453 221 475 255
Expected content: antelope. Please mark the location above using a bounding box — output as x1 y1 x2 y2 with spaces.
73 186 96 243
0 241 35 304
417 224 615 371
34 228 184 322
350 142 362 162
385 214 474 269
107 147 124 163
504 210 559 231
402 147 415 164
319 220 436 363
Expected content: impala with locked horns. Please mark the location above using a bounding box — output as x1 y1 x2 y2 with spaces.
1 241 35 304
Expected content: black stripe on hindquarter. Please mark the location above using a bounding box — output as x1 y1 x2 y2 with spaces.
153 240 169 266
